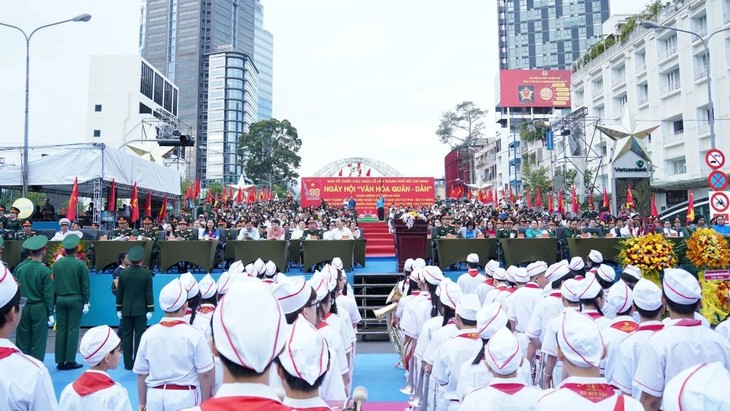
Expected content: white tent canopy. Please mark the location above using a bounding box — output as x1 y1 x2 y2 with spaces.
0 143 180 198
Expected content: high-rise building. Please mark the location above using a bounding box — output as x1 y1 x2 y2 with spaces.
254 0 273 120
141 0 260 184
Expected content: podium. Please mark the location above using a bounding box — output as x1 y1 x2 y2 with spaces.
393 220 428 272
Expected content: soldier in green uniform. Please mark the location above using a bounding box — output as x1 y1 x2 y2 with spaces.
496 217 519 239
433 213 458 238
258 223 268 240
172 219 195 240
137 216 160 267
545 220 558 237
115 245 154 370
111 216 137 240
302 217 323 240
52 234 90 370
0 220 12 241
565 218 582 238
4 207 21 236
0 204 6 227
14 220 37 240
14 235 54 361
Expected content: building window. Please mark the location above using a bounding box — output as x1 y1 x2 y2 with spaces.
154 73 164 105
140 62 154 99
637 83 649 105
695 53 709 80
612 65 626 86
94 104 102 112
93 130 101 137
673 119 684 135
667 157 686 175
663 69 681 94
662 35 678 59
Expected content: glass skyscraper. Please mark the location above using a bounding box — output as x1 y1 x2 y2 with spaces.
254 1 273 120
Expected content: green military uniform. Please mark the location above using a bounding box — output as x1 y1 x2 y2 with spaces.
112 227 137 239
52 235 90 367
302 228 323 240
138 217 160 266
173 228 194 241
259 230 268 240
0 227 13 240
5 214 21 234
116 245 154 369
495 228 519 239
433 225 457 239
15 229 37 241
15 236 54 361
565 228 582 238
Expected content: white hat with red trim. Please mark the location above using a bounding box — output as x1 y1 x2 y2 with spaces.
545 260 570 283
409 267 423 282
199 274 217 300
423 266 444 285
0 265 18 307
633 278 663 311
485 260 500 277
513 267 529 284
662 362 730 411
476 301 508 339
484 328 522 375
331 257 344 270
622 265 642 281
526 261 548 277
505 266 518 283
159 278 186 312
466 253 479 264
212 276 286 372
229 260 245 274
404 258 415 272
278 316 330 386
217 271 233 295
456 293 480 322
588 250 603 264
663 268 701 304
265 260 277 277
254 258 266 276
557 309 604 368
308 271 329 302
413 258 426 269
180 272 200 299
244 263 255 277
439 280 462 310
569 256 585 271
596 264 615 283
80 325 121 367
605 280 633 316
577 274 602 300
493 267 507 281
272 276 312 315
561 278 582 303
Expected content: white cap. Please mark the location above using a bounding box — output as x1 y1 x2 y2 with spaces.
546 260 571 283
308 271 329 302
568 256 585 271
526 261 548 277
244 263 255 277
466 253 479 264
59 218 71 226
265 261 277 277
217 271 233 295
180 272 200 299
557 309 604 368
476 302 509 339
199 274 217 300
633 278 663 311
80 325 121 367
663 268 702 304
423 266 445 285
605 280 633 316
0 265 18 307
663 362 730 411
254 258 266 276
588 250 603 264
439 281 462 310
484 328 522 375
485 260 500 277
331 257 344 270
159 278 186 312
271 277 312 315
212 277 287 372
577 274 602 300
505 266 518 283
513 267 529 284
278 317 330 385
561 278 582 303
409 267 422 282
403 258 414 272
456 294 481 322
229 260 245 274
596 264 615 283
493 268 507 281
622 265 642 281
413 258 426 269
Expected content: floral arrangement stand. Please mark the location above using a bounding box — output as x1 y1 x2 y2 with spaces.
685 228 730 325
47 239 90 268
393 212 428 272
618 233 677 287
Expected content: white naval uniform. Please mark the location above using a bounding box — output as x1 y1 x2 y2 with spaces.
475 279 496 305
431 328 482 410
507 282 543 357
581 310 611 330
59 370 133 411
456 269 486 295
536 376 643 410
316 318 349 402
422 321 459 411
541 307 580 386
396 291 421 323
716 318 730 342
133 318 216 411
633 318 730 399
456 355 532 402
401 292 433 339
609 321 664 398
415 316 444 361
0 338 58 411
599 315 638 379
525 291 564 344
282 396 331 410
460 377 542 411
191 304 216 341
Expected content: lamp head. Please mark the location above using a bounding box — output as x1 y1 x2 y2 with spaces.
73 14 92 22
640 21 661 30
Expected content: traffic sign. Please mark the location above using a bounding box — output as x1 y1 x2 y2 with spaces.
705 149 725 169
711 191 730 213
708 171 729 191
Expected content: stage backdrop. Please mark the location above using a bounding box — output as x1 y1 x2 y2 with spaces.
300 177 435 215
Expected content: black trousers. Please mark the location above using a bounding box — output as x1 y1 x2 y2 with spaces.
377 207 385 221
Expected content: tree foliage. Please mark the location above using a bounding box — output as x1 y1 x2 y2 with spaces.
207 181 224 195
436 101 487 149
522 161 552 204
519 121 550 143
237 119 302 187
554 168 577 189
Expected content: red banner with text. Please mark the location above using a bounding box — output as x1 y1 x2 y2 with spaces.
300 177 435 215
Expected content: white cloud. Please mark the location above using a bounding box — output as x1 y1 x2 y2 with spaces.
312 21 387 60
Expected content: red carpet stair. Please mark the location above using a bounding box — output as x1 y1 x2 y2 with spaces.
358 221 395 257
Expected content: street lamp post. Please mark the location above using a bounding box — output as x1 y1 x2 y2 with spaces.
0 13 92 197
641 21 730 150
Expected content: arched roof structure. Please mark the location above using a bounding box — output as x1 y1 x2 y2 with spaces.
312 157 402 177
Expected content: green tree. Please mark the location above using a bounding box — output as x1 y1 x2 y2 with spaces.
436 101 487 183
519 121 549 143
181 180 193 197
207 181 223 196
554 168 577 190
237 119 302 187
522 161 552 206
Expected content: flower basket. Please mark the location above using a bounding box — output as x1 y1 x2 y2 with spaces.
686 228 730 325
400 211 427 229
48 239 91 268
618 233 677 287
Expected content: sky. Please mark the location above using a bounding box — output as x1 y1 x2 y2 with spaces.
0 0 644 179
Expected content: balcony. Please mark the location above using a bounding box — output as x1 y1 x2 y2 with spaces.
611 74 626 89
659 45 678 62
697 122 710 136
637 94 649 106
663 129 685 146
694 68 707 81
509 157 522 166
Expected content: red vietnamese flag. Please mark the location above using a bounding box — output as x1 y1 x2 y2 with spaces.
626 185 634 208
509 185 514 204
194 178 201 200
145 191 152 217
338 169 343 177
67 177 79 221
467 188 473 200
222 189 228 203
535 186 543 208
247 188 256 204
236 187 243 203
494 187 498 203
228 186 234 201
571 186 579 213
650 193 658 217
206 189 212 204
366 168 371 177
686 191 695 223
548 191 554 213
557 191 565 213
130 182 139 222
603 187 610 213
525 188 532 208
486 188 492 203
108 178 116 211
157 195 168 223
184 185 191 201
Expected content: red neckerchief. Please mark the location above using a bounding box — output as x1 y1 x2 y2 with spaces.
185 308 193 316
456 331 480 339
484 278 494 286
411 291 421 296
72 372 116 396
200 397 289 411
467 269 480 278
160 319 187 327
0 347 19 360
561 383 617 403
549 291 562 298
609 320 639 333
197 305 215 315
674 319 702 327
505 287 516 294
524 282 540 289
316 313 332 330
496 285 508 291
490 383 526 395
584 311 603 320
638 323 664 332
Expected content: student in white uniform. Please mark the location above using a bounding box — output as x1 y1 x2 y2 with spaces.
483 267 511 305
183 277 291 411
461 328 542 411
594 264 616 305
662 362 730 411
456 253 485 294
59 325 133 411
0 264 58 411
397 258 415 296
541 278 582 389
585 249 602 274
261 260 279 285
476 259 499 304
536 309 643 410
507 265 544 357
576 274 611 330
180 272 201 324
619 264 642 289
567 256 586 278
134 278 216 411
633 268 730 411
276 316 332 411
599 280 638 380
192 274 217 340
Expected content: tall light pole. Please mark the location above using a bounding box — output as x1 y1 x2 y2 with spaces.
641 20 730 150
0 13 92 197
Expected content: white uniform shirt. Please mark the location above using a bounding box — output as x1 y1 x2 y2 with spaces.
580 310 611 330
599 315 638 380
537 376 643 410
191 304 216 341
431 328 482 402
461 377 542 411
400 293 433 339
330 227 353 240
716 318 730 342
457 356 532 402
415 315 444 360
507 283 544 332
609 321 664 398
59 370 133 411
395 291 419 322
0 339 58 411
236 228 259 240
633 318 730 397
181 382 287 411
457 270 486 295
282 396 330 409
316 325 348 402
525 291 564 343
476 279 496 305
423 323 459 365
